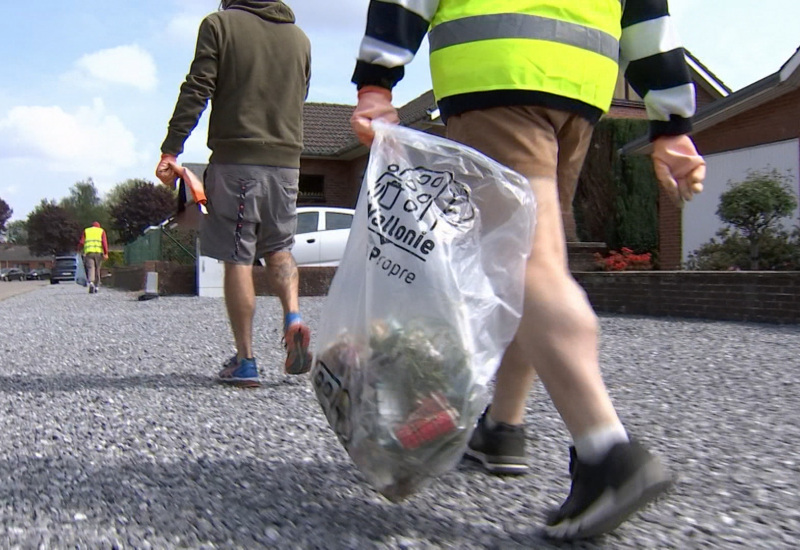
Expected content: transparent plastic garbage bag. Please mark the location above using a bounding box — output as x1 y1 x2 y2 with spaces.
312 122 536 501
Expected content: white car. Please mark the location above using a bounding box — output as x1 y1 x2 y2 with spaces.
292 206 355 266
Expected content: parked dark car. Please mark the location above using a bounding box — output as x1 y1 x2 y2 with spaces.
51 256 78 284
27 268 51 280
0 267 27 281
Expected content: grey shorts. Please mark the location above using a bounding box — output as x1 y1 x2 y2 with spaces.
200 164 299 265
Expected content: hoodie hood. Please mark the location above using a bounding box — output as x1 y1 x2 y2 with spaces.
229 0 295 23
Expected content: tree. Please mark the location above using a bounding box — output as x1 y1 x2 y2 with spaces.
104 178 141 209
60 178 110 230
716 168 798 269
5 220 28 245
0 197 11 234
108 179 176 244
27 200 82 256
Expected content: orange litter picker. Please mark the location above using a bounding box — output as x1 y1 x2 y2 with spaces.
168 161 208 215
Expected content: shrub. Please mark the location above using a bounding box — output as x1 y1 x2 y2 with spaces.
715 168 797 269
687 226 800 271
104 250 125 268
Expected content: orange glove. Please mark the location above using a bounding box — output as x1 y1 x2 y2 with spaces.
155 153 179 186
651 135 706 207
350 86 399 147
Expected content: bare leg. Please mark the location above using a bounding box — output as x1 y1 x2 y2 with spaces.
487 181 609 434
510 177 620 437
267 250 311 374
487 339 537 425
224 263 255 360
447 107 618 437
265 250 300 317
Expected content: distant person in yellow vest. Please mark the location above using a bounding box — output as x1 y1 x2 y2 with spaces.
78 221 108 294
350 0 706 541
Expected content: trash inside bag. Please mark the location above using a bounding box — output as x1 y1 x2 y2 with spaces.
312 122 535 501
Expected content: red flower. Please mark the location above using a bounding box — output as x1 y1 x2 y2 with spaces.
595 249 653 271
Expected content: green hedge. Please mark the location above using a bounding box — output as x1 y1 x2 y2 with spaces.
575 118 659 257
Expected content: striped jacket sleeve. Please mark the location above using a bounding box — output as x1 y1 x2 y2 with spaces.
351 0 440 90
620 0 696 139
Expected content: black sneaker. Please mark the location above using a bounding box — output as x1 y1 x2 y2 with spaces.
463 409 528 475
544 441 672 540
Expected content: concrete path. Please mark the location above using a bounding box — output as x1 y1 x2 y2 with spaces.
0 283 798 548
0 280 48 301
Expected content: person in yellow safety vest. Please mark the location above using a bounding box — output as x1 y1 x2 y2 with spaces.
350 0 705 541
78 221 108 294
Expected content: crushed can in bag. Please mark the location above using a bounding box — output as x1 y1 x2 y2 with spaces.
312 122 536 501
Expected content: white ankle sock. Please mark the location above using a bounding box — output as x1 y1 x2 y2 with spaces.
484 413 498 430
574 424 629 464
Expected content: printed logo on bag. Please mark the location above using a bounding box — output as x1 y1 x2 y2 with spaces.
366 165 475 284
313 361 353 445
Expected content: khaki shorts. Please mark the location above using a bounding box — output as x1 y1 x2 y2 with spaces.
200 164 299 265
445 105 594 241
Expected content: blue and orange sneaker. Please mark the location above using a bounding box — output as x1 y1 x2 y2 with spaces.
218 355 261 388
284 313 312 375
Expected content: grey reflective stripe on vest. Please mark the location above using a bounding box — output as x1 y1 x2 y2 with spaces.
429 13 619 62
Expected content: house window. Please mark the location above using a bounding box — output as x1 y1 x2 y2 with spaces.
299 174 325 204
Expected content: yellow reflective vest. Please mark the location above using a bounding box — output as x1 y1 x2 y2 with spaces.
83 226 105 255
428 0 622 112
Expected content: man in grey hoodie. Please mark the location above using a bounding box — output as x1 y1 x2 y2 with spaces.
156 0 312 386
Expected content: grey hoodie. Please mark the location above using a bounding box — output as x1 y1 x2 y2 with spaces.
162 0 311 168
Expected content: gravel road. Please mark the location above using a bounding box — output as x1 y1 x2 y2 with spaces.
0 283 798 549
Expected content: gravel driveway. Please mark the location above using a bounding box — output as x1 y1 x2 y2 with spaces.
0 283 798 549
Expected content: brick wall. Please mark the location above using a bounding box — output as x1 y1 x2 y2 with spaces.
349 156 369 201
108 263 196 295
300 158 363 207
108 263 336 297
253 266 336 297
658 188 683 269
110 263 800 324
606 104 648 119
574 271 800 324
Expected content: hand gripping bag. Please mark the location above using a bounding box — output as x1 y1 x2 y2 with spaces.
312 122 536 501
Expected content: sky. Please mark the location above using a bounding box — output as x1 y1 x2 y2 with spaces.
1 0 799 222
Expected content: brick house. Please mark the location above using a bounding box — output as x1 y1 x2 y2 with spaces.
625 46 800 268
0 245 53 271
